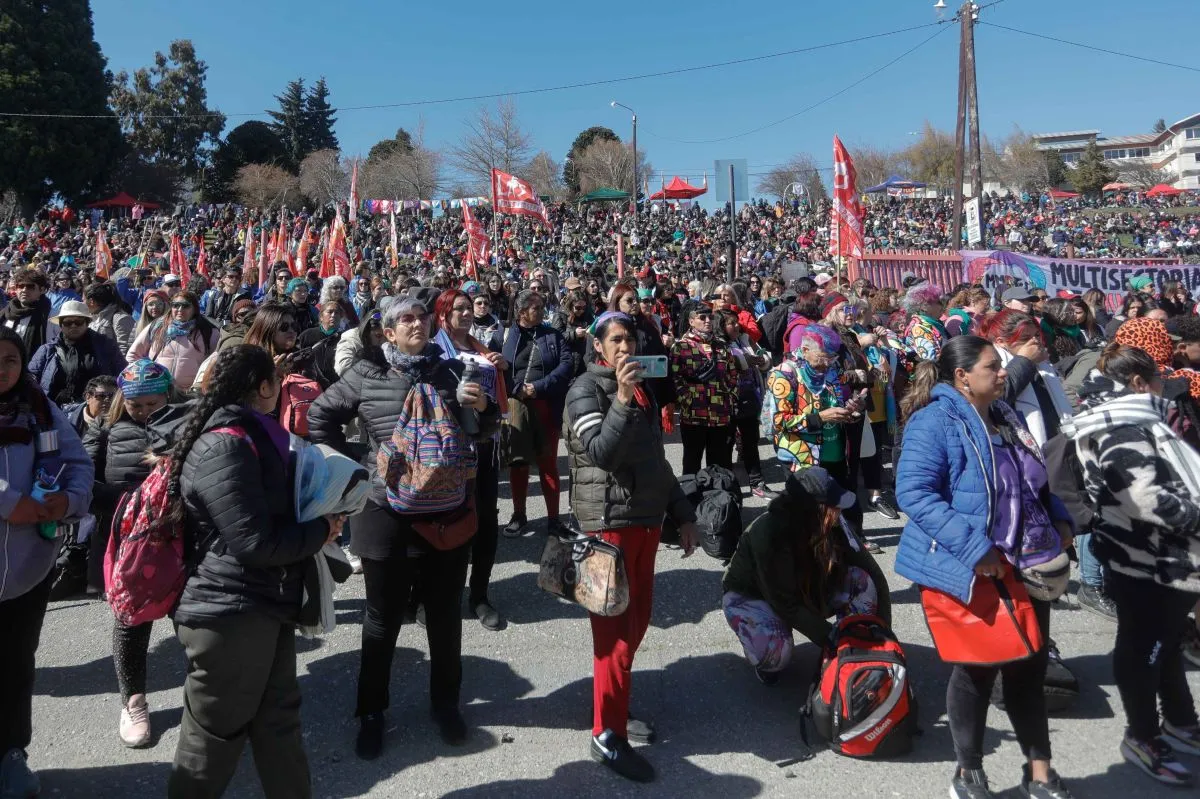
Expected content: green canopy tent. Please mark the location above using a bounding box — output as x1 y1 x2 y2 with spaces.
578 187 631 203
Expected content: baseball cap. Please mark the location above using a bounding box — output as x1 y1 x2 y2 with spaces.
1001 287 1037 304
814 273 833 287
788 467 856 510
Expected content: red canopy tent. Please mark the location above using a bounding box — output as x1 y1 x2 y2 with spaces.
1145 183 1183 197
649 176 707 201
86 192 161 210
1046 188 1079 199
1102 182 1131 192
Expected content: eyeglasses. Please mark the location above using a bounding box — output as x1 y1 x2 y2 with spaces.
89 392 115 402
396 313 428 326
171 302 192 310
60 319 88 328
693 313 713 321
639 297 655 304
15 283 37 290
277 322 294 333
451 305 473 314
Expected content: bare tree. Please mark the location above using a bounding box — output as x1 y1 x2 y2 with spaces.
449 98 534 192
1115 161 1174 189
901 122 957 189
298 149 348 206
360 123 444 200
755 153 828 202
233 164 301 207
851 143 907 191
525 150 564 200
573 139 652 196
986 127 1050 194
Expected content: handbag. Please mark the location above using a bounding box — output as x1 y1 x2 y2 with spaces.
537 532 630 617
920 565 1044 666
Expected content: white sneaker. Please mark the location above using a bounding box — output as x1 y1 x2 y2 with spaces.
343 547 363 575
119 694 152 748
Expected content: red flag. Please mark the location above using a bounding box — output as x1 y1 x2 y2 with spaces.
258 226 269 289
170 233 192 289
349 160 359 224
388 208 399 270
331 210 350 279
461 203 490 280
616 233 625 279
276 215 290 273
831 135 864 262
294 220 312 276
95 229 112 278
195 237 208 279
244 225 259 288
491 168 551 228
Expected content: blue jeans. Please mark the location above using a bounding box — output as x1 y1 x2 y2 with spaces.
1076 532 1102 589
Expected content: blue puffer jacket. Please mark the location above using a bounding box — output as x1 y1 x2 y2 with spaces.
895 383 1074 603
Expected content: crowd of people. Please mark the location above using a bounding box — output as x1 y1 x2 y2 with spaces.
1 196 1200 798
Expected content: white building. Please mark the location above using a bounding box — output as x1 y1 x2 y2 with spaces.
1032 112 1200 190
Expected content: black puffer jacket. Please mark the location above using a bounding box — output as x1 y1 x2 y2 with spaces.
175 405 328 625
83 403 193 508
307 345 501 509
564 363 695 532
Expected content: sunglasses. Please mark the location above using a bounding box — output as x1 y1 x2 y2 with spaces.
693 313 713 321
60 318 88 328
639 297 655 304
171 302 192 310
277 322 294 333
15 283 38 290
89 392 116 402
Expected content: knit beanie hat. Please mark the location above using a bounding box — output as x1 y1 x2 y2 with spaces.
820 292 848 318
119 359 173 398
461 280 483 297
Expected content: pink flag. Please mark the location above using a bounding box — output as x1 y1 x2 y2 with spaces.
831 135 864 262
349 160 360 224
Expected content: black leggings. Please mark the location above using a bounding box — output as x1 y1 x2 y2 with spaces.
680 423 734 476
1108 570 1200 741
355 502 470 717
946 598 1053 771
859 420 888 493
733 417 763 484
469 441 500 606
113 620 153 704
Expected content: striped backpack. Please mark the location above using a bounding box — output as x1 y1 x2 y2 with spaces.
378 383 477 514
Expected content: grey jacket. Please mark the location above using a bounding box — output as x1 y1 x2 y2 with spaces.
564 363 695 532
89 303 136 355
0 400 94 602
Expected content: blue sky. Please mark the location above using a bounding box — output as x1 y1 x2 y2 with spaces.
91 0 1197 195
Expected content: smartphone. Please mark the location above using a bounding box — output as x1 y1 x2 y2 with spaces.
628 355 669 379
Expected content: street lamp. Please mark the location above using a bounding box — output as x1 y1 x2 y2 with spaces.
610 101 638 215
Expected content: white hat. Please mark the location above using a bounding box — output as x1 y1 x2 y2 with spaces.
162 274 182 285
51 300 92 323
814 273 833 287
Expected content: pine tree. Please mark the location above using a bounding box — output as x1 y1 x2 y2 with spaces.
0 0 123 211
304 77 339 153
268 78 307 172
1067 140 1116 196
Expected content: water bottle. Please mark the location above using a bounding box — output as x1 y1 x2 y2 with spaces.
31 469 59 541
459 361 481 437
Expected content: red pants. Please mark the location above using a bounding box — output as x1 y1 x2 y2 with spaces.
589 526 660 737
509 398 561 520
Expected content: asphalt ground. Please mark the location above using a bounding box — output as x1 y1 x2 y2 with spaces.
26 432 1194 798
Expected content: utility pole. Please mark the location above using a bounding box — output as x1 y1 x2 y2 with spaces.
951 1 984 248
728 163 737 282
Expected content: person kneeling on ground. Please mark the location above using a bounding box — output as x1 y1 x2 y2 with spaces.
721 466 890 685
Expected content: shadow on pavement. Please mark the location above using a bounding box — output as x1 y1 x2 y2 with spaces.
38 762 173 799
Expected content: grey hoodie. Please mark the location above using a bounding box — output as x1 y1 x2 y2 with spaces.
0 400 94 602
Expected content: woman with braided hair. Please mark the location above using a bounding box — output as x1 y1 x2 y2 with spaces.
166 345 343 798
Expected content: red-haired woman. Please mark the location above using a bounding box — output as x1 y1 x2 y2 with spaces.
981 310 1073 447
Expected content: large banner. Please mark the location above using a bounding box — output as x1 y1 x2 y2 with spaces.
961 250 1200 298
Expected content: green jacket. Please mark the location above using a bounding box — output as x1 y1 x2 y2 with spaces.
721 497 891 643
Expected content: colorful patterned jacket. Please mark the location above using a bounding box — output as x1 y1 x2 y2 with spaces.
670 331 737 427
765 359 838 469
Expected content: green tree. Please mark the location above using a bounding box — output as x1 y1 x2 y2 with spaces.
1067 140 1116 196
0 0 123 211
367 129 415 163
1042 150 1068 188
1153 118 1167 134
268 78 307 171
563 126 619 196
900 122 956 188
109 40 225 177
304 77 338 153
202 121 287 202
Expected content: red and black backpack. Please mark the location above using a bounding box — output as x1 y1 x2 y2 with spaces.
803 614 918 758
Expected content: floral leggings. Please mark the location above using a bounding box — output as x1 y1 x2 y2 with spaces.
722 566 878 673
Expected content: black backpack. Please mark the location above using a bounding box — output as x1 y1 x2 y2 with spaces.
1042 432 1094 531
761 303 792 360
661 466 742 557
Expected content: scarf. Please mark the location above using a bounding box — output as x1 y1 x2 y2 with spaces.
433 328 509 415
0 374 53 446
1 296 50 352
52 333 99 405
799 359 836 397
1069 391 1200 497
382 342 437 376
165 318 195 340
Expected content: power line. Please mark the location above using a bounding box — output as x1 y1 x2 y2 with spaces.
980 21 1200 73
0 23 941 120
643 23 953 145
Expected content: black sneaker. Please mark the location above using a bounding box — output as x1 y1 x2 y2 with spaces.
627 716 656 744
754 665 780 686
590 730 654 783
355 713 385 760
869 494 901 520
950 768 995 799
1020 765 1075 798
1076 584 1117 621
501 514 528 538
432 706 468 745
472 601 505 632
546 518 573 538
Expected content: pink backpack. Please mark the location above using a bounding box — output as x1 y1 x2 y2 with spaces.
104 427 252 626
280 374 321 437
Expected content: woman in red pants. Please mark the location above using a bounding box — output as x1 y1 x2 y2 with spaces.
563 311 698 783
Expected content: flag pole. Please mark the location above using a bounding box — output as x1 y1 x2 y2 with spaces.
489 167 498 273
